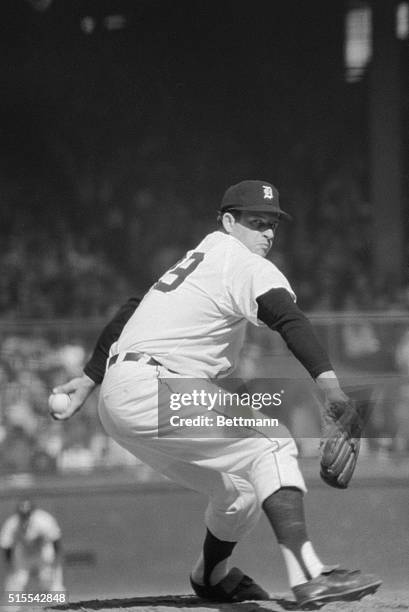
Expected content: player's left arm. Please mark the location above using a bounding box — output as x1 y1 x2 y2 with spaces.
50 296 141 420
257 287 335 378
257 288 351 410
49 537 65 590
52 537 63 560
40 513 63 562
257 288 362 488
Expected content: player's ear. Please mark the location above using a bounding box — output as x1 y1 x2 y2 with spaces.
220 211 236 234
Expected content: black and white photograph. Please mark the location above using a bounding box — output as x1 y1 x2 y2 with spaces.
0 1 408 611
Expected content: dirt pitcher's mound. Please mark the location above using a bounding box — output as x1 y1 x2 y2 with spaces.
45 592 408 612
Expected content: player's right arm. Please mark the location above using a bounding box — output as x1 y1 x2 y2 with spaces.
50 374 97 420
0 517 17 566
50 297 141 420
82 296 141 384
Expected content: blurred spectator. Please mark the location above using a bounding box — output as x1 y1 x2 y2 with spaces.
341 295 381 366
0 500 65 596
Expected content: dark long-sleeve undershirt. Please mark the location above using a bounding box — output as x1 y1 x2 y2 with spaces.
256 288 332 378
83 297 141 383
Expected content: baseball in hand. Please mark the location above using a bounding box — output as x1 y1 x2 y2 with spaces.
48 393 71 414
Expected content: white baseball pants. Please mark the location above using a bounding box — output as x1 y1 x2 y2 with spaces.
4 544 64 592
99 357 306 542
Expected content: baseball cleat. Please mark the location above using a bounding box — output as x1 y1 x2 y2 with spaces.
292 568 382 609
190 567 269 602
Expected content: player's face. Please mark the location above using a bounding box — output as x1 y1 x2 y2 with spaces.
228 211 279 256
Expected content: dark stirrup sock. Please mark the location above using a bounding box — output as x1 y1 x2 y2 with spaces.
262 486 314 581
202 529 237 585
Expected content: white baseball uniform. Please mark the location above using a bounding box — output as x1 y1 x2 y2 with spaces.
99 230 306 542
0 509 64 592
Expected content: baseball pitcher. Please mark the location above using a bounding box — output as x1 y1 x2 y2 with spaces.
50 180 381 608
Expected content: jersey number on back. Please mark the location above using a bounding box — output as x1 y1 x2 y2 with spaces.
154 252 205 293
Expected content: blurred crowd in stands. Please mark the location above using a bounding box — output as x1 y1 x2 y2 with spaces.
0 228 130 319
1 175 409 320
1 169 409 476
2 216 409 320
0 331 156 478
1 156 409 477
0 313 409 478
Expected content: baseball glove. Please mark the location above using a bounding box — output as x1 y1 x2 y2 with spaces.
320 397 364 489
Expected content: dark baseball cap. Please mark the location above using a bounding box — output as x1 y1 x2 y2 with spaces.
220 180 292 220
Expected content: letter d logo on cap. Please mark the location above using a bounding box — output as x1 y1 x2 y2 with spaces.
262 185 274 199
